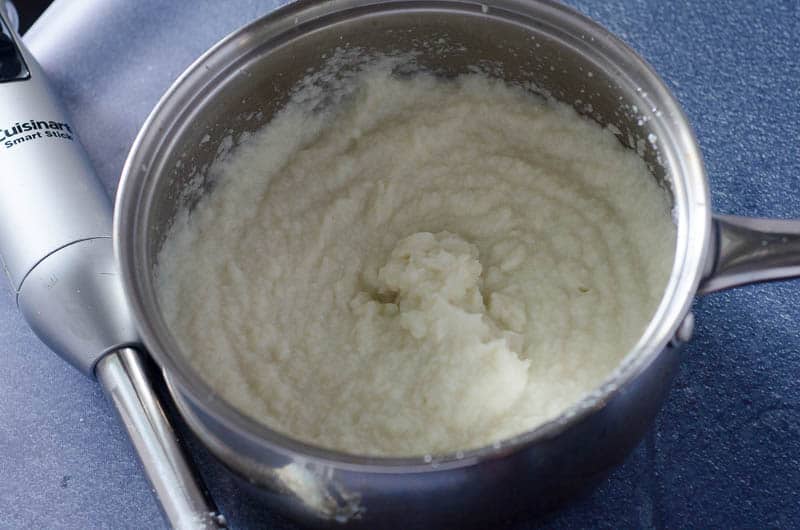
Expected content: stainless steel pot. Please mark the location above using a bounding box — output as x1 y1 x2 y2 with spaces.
114 0 800 527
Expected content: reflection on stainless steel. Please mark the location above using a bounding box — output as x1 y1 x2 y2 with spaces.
96 348 227 530
700 215 800 294
1 1 18 32
166 373 366 524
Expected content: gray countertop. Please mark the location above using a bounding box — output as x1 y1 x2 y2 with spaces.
2 0 799 528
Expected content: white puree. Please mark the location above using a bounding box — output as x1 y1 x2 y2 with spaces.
158 65 676 456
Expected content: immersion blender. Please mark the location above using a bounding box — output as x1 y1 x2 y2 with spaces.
0 4 225 529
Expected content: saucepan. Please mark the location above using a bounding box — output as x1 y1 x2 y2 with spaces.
114 0 800 527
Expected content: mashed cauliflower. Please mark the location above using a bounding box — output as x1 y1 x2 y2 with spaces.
157 63 676 456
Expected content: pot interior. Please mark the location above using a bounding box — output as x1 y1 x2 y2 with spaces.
124 0 706 464
147 4 677 259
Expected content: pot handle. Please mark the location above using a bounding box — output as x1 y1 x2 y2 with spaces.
698 214 800 295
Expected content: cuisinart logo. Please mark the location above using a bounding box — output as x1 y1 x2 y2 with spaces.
2 119 74 149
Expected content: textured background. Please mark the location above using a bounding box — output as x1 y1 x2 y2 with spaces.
2 0 799 528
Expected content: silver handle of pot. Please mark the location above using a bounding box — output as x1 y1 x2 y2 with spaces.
699 214 800 295
97 348 227 530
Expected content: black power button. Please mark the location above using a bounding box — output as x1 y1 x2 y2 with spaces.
0 15 29 83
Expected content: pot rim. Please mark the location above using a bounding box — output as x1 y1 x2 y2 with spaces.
114 0 711 473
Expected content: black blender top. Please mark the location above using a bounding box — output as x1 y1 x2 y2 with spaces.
0 12 29 83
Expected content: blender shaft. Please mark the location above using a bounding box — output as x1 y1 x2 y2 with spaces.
97 348 227 530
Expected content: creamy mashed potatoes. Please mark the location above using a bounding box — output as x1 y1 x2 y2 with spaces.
157 64 676 456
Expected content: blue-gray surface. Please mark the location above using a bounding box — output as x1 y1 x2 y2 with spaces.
2 0 798 528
